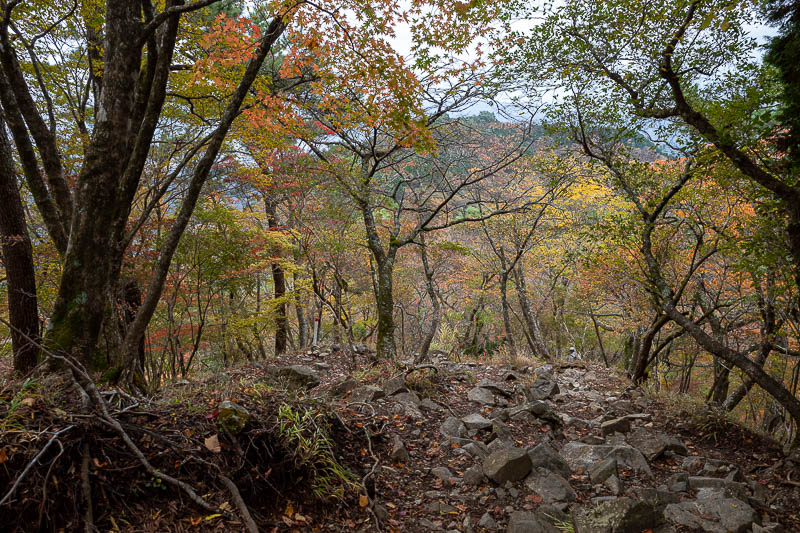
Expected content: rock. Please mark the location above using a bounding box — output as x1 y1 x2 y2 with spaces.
529 377 560 400
666 472 689 493
467 387 495 405
627 429 688 460
579 435 606 445
431 466 455 483
476 379 513 397
217 401 250 434
753 523 785 533
420 398 442 411
349 385 385 404
478 512 497 529
276 365 320 389
462 413 493 431
330 377 359 396
600 417 631 436
604 475 622 495
391 435 409 462
572 497 662 533
527 401 562 425
664 497 756 533
525 468 576 503
487 438 514 453
419 517 444 530
630 487 680 507
561 442 653 478
588 458 617 485
483 447 532 483
687 477 748 500
534 364 554 377
527 443 572 478
462 465 485 486
393 391 421 405
681 455 705 474
440 416 467 438
384 375 409 396
508 511 557 533
463 441 490 459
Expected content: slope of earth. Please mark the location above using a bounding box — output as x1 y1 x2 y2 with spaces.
1 346 797 532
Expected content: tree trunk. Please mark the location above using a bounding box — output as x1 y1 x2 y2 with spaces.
294 272 307 348
45 1 143 368
266 200 287 356
630 313 669 383
417 235 440 362
373 256 396 361
499 271 516 358
513 261 550 360
0 116 39 373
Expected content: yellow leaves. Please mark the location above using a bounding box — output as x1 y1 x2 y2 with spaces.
359 494 370 507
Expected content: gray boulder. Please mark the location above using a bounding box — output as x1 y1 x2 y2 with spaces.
349 385 384 404
600 417 631 436
276 365 320 389
527 443 572 478
525 468 576 503
664 497 756 533
440 416 467 438
572 497 662 533
463 441 490 459
383 375 409 396
627 428 688 460
529 377 560 400
431 466 455 483
467 387 495 405
588 457 617 485
476 379 513 397
483 447 532 483
391 435 409 462
508 511 560 533
462 413 493 431
462 464 486 486
561 442 652 478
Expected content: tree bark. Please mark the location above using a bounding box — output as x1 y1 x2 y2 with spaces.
417 235 440 362
499 266 516 358
0 116 39 373
266 199 287 356
513 261 551 360
630 313 669 383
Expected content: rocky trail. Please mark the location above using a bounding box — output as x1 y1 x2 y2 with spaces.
3 348 800 532
272 346 799 533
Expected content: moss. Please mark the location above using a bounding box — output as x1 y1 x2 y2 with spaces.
100 366 123 384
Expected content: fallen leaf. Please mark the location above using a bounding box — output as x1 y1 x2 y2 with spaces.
204 434 221 453
359 494 369 507
20 397 35 407
0 448 8 464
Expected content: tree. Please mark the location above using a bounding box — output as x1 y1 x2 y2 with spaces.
503 0 800 447
0 113 39 372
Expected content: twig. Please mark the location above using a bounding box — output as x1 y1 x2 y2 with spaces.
361 425 383 533
219 475 259 533
0 425 75 506
81 442 94 533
